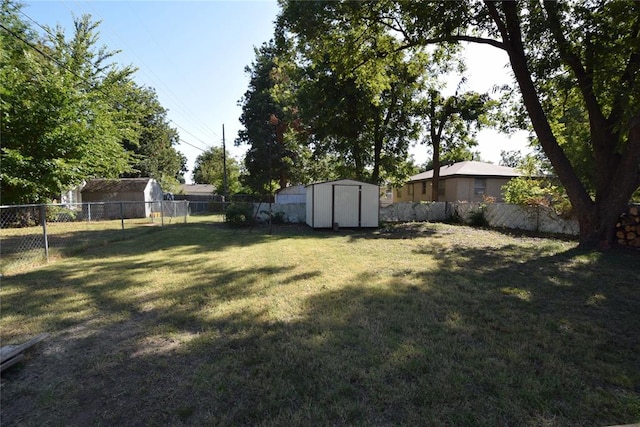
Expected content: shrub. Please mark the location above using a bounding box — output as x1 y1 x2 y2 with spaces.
259 210 286 224
46 205 78 222
224 203 254 227
468 204 489 227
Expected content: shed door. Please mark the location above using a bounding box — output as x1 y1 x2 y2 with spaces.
333 185 360 227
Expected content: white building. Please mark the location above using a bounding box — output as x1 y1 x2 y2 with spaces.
305 179 379 228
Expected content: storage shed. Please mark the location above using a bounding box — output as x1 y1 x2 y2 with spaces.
81 178 163 218
306 179 379 228
275 185 306 204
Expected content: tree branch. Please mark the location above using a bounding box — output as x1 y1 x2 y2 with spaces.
543 1 608 138
495 1 593 215
608 18 640 126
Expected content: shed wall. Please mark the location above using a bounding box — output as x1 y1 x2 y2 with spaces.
306 180 379 228
360 183 379 227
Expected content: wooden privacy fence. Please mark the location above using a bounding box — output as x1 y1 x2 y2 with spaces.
380 202 579 235
249 201 580 235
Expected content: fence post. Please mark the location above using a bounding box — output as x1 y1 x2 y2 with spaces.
161 200 164 227
184 200 188 223
120 202 125 239
40 205 49 261
87 203 92 222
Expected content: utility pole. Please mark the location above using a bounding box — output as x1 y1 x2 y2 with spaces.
222 124 228 201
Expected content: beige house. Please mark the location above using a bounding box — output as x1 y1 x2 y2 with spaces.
395 161 521 203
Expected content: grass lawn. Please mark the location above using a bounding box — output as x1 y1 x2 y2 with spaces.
1 220 638 426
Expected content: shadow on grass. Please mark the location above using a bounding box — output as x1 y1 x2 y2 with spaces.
1 224 638 426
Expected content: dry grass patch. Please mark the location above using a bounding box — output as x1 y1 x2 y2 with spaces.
1 222 638 426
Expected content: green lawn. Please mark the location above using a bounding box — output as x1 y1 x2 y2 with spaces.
1 220 638 426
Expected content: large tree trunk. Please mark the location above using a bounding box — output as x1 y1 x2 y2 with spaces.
431 137 441 202
489 2 640 247
591 114 640 246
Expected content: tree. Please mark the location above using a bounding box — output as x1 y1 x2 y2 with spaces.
1 4 137 203
278 2 430 184
500 150 523 168
502 155 568 212
279 1 640 246
236 41 304 194
121 85 187 192
422 145 480 171
420 88 495 201
192 147 242 195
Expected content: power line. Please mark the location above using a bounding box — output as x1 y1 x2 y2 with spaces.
5 10 216 153
178 138 208 152
170 121 212 151
122 1 221 139
65 0 220 144
0 22 111 98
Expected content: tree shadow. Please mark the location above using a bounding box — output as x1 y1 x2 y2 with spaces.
1 226 638 426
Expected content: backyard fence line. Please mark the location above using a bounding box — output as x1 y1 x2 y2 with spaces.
0 201 189 271
379 202 579 235
243 200 579 235
2 199 580 273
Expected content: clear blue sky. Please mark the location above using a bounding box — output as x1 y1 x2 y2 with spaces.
21 1 529 184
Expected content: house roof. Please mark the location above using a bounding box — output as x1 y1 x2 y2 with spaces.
81 178 154 193
178 184 215 195
409 161 521 182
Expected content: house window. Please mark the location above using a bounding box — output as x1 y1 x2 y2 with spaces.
438 180 445 197
474 178 486 196
421 181 427 194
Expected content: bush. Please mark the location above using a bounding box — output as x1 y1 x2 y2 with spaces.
260 210 286 224
468 204 489 227
46 205 78 222
224 203 254 227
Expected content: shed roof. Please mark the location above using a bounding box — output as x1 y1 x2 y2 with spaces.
305 179 379 188
409 161 521 182
81 178 153 193
178 184 216 195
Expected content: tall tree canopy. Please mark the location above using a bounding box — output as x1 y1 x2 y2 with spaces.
0 1 186 203
278 2 433 185
279 0 640 246
121 85 187 191
235 40 306 194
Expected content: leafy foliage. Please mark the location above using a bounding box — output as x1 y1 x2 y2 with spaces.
502 156 571 214
236 41 305 194
278 3 433 185
0 2 186 203
277 0 640 244
192 147 242 195
224 202 254 227
121 86 187 192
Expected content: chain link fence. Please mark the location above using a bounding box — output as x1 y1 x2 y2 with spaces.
1 201 188 273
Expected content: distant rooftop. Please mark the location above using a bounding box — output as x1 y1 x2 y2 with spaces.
178 184 216 195
409 161 521 181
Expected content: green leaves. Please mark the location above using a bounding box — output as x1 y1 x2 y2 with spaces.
192 147 241 195
1 3 184 203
